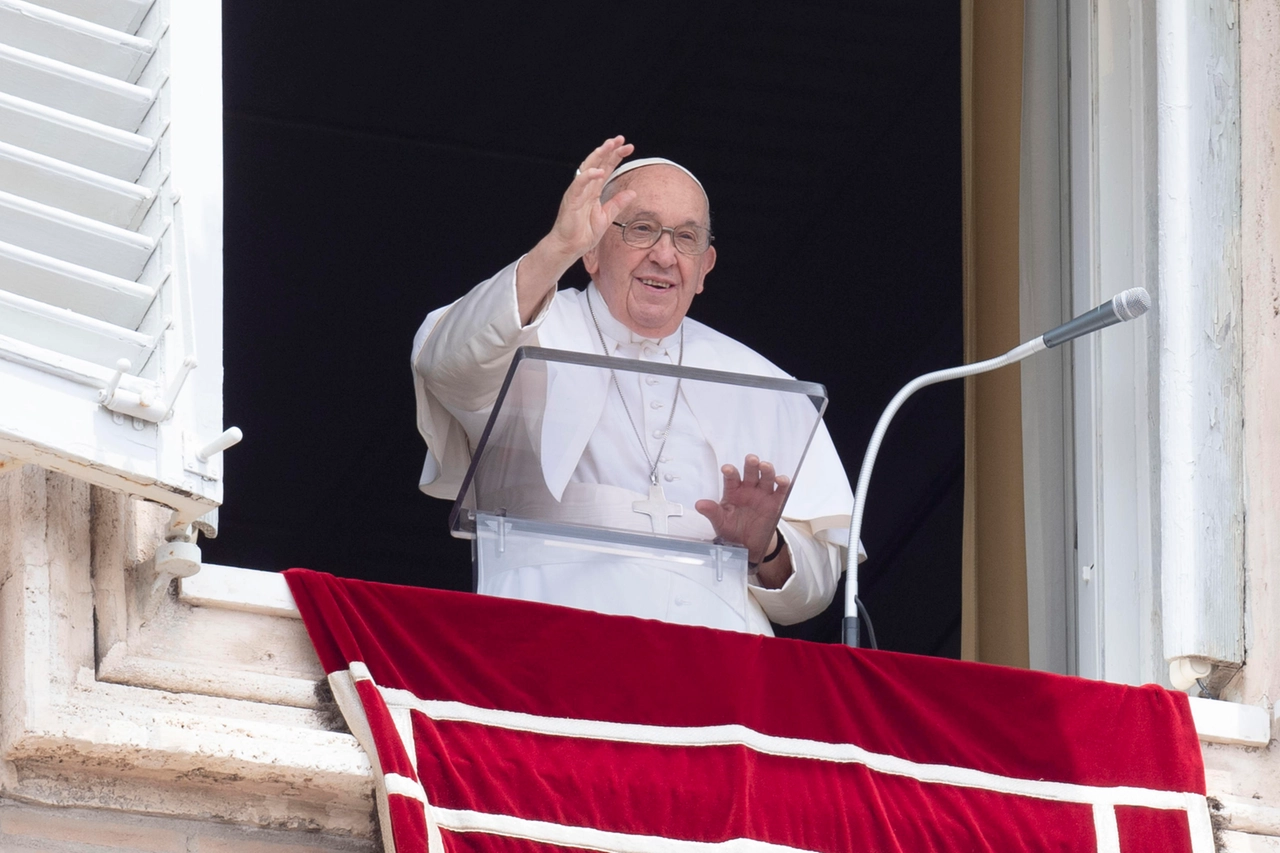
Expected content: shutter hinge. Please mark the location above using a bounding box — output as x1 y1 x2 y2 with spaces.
99 356 196 423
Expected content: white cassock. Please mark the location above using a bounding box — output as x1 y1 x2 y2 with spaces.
412 258 858 634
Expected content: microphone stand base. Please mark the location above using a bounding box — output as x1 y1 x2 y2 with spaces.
843 615 860 648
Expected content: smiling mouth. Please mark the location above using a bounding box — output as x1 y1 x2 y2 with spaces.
638 278 676 291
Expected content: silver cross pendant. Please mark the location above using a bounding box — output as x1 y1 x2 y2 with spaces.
632 483 683 535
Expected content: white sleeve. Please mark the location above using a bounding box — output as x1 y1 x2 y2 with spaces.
746 517 847 626
411 257 557 497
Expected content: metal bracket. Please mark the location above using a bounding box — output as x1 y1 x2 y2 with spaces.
99 356 197 424
145 509 216 616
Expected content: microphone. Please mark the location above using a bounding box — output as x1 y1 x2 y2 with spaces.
1042 287 1152 348
842 286 1153 647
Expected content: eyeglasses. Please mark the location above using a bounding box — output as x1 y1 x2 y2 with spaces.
611 219 714 256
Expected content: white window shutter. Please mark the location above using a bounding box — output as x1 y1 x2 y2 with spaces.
0 0 230 527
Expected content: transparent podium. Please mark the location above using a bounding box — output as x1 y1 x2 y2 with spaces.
449 347 829 632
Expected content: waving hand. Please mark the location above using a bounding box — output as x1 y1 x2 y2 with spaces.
517 136 637 322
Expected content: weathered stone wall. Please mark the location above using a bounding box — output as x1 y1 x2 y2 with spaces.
0 797 375 853
0 463 374 845
1204 1 1280 850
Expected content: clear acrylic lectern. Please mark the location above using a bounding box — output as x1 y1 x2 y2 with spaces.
449 347 828 631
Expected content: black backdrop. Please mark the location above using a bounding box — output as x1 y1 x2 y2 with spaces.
203 1 965 654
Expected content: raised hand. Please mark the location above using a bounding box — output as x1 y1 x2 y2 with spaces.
546 136 637 260
517 136 637 323
695 455 791 566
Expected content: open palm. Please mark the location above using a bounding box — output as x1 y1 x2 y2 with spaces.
695 455 791 564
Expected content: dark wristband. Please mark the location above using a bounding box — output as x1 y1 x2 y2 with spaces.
748 529 785 570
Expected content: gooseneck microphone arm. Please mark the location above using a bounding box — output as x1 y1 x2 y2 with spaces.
842 287 1152 648
839 339 1046 647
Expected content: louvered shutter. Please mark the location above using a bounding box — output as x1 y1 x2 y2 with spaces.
0 0 228 525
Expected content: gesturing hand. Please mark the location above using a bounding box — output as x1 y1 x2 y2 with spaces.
695 455 791 565
516 136 640 323
546 136 638 262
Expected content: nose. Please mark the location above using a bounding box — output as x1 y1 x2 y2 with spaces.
648 228 679 266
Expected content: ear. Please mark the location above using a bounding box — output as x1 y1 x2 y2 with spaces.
695 245 716 293
582 246 600 277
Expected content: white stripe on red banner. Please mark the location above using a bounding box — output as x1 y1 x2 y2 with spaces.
1093 802 1122 853
431 806 821 853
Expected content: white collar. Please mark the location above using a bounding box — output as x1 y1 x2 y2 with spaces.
585 282 682 348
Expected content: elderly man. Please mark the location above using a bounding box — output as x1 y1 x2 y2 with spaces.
412 136 855 634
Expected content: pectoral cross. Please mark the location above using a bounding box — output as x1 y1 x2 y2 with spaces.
633 483 683 535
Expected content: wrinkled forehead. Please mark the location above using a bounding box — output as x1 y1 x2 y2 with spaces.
604 159 711 225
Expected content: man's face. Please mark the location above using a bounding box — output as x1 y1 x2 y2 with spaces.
583 165 716 339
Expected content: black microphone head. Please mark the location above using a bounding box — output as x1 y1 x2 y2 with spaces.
1113 287 1152 321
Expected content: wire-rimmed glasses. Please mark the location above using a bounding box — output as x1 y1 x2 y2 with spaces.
611 219 714 256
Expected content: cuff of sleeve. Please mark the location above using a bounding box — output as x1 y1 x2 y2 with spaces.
748 519 841 625
512 253 557 330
